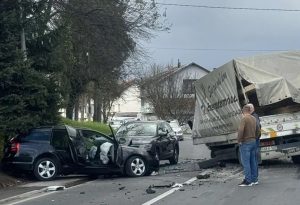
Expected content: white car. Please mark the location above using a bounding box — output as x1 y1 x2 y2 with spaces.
168 120 184 141
109 120 124 130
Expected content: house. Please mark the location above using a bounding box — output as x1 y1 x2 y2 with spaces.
110 84 141 121
140 62 210 121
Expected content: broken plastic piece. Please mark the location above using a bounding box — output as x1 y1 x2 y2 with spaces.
171 183 183 188
46 186 65 191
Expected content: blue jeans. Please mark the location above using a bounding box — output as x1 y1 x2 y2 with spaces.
256 138 261 173
240 140 258 183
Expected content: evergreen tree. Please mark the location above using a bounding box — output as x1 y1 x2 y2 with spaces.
0 0 60 139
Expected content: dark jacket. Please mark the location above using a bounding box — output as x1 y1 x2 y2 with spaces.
252 112 261 138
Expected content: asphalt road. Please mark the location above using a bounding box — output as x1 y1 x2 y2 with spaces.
2 136 300 205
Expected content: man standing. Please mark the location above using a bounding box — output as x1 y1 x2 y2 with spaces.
248 103 261 184
238 104 258 186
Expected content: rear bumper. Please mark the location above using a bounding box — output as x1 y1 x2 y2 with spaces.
1 159 33 171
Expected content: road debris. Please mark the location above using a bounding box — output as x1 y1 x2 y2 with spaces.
46 186 65 192
80 192 85 194
150 182 175 188
196 173 210 179
171 183 183 188
151 171 159 176
119 186 126 190
146 186 156 194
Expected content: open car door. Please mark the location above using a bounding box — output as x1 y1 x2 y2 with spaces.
109 125 123 167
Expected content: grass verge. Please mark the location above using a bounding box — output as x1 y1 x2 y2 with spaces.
61 118 111 135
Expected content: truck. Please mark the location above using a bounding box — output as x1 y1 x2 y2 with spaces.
192 51 300 163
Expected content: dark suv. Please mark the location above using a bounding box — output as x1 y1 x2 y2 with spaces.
2 125 159 181
116 120 179 165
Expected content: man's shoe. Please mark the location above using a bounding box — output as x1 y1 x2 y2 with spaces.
238 179 253 187
252 181 259 185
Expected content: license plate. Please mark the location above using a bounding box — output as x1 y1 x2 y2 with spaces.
261 146 277 152
282 147 300 154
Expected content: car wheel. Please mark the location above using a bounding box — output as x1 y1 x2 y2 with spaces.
125 156 147 177
34 158 58 181
169 147 179 165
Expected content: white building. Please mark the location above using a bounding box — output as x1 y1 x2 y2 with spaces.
140 62 210 121
110 84 141 120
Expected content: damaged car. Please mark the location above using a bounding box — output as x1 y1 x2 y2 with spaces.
2 125 159 181
115 121 179 165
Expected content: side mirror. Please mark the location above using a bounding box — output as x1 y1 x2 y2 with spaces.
118 137 126 144
158 130 168 137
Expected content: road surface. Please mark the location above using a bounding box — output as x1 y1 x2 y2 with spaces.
2 136 300 205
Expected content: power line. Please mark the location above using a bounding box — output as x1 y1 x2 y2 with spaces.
145 47 289 52
156 2 300 12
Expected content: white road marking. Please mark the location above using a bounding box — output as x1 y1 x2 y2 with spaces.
1 182 88 205
142 177 197 205
4 191 56 205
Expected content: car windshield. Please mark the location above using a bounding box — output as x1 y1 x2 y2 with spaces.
116 122 157 138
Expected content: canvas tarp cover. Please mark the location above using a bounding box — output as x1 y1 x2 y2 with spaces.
235 51 300 106
193 51 300 144
193 61 242 144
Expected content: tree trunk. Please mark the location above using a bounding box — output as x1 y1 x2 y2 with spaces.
93 93 100 121
66 103 73 119
102 102 107 124
74 100 79 121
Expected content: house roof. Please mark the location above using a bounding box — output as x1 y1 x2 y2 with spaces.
142 62 209 84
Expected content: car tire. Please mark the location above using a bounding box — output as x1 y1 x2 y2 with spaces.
33 157 59 181
125 156 148 177
169 147 179 165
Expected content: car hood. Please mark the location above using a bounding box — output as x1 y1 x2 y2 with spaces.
119 136 155 145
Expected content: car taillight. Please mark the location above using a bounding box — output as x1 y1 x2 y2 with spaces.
10 142 20 153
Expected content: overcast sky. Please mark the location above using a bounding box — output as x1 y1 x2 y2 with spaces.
141 0 300 70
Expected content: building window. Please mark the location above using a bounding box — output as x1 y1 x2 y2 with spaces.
183 79 196 94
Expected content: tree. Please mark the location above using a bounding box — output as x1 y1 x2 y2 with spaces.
55 0 135 120
140 64 195 124
0 0 61 139
57 0 168 121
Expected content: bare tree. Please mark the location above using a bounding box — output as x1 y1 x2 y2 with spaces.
139 64 195 124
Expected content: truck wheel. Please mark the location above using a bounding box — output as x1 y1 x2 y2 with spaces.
34 158 59 181
292 155 300 164
125 156 147 177
169 147 179 165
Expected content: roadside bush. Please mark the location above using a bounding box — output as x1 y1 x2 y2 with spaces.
61 118 111 135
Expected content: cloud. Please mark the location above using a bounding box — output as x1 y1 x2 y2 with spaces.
142 0 300 69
